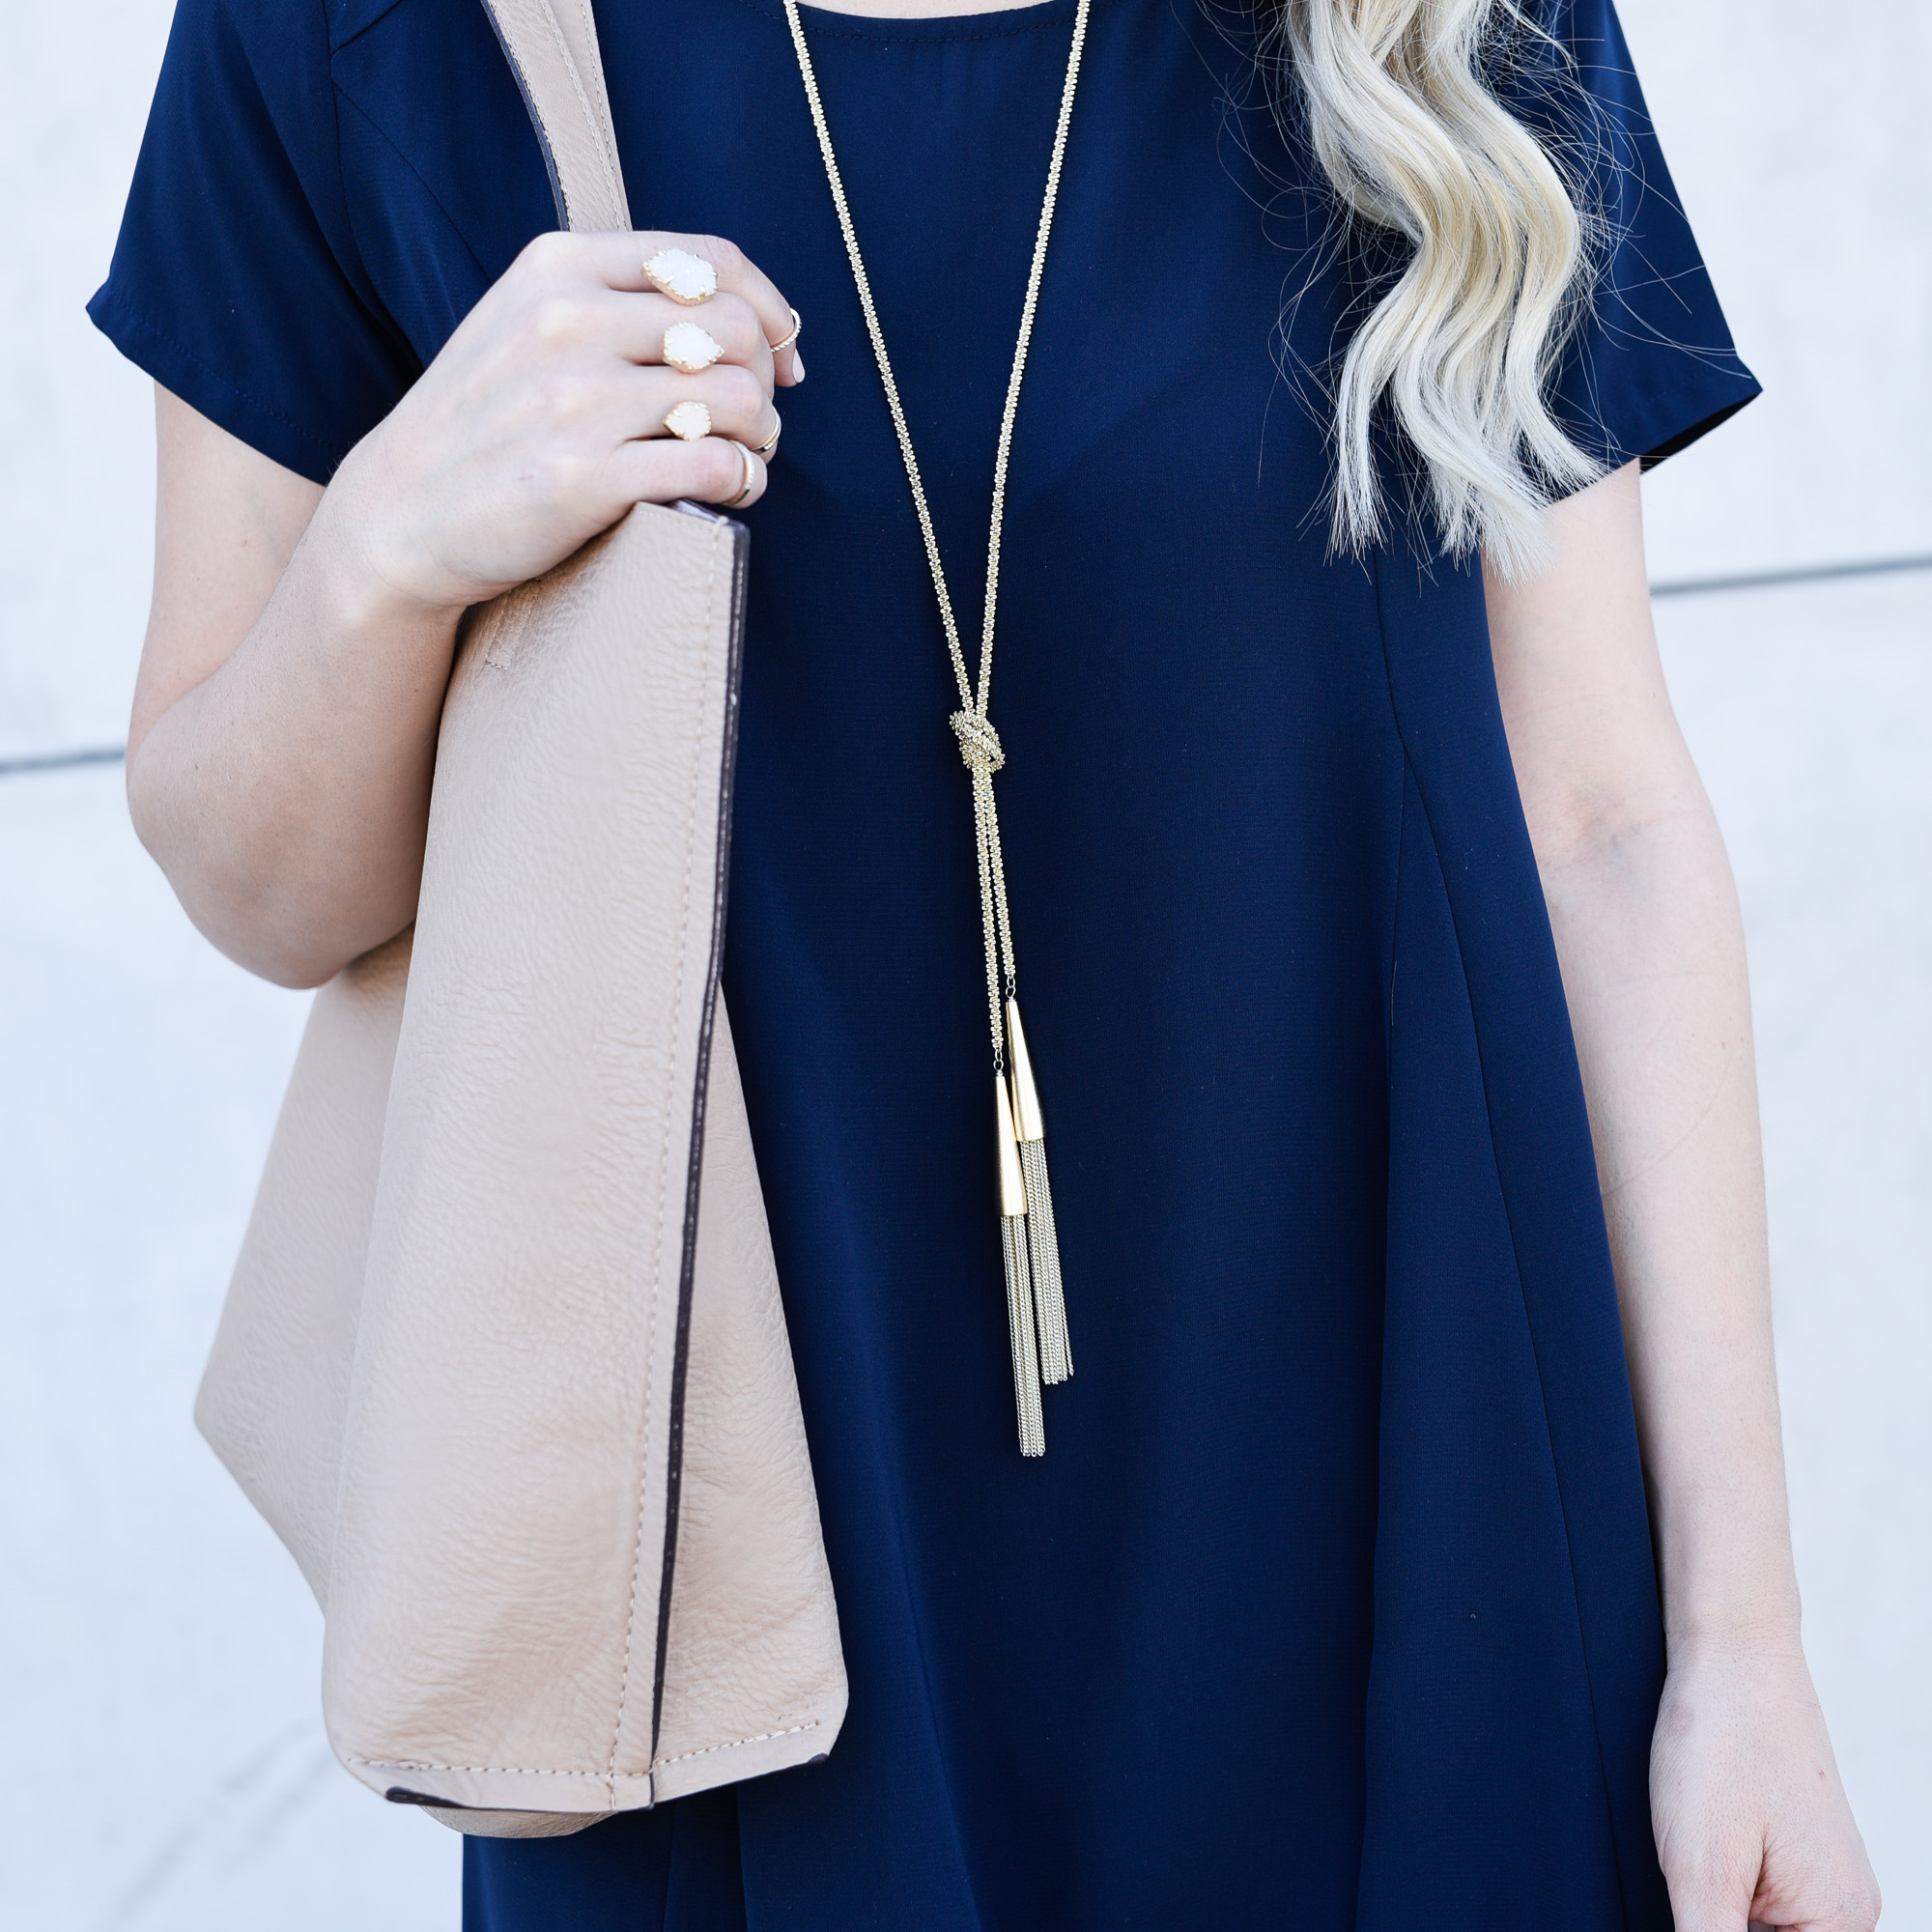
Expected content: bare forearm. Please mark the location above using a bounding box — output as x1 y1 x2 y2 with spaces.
1539 793 1801 1659
1491 465 1873 1928
129 466 459 987
1487 463 1799 1658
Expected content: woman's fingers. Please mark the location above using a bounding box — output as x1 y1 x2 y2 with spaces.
608 435 766 510
631 292 773 388
580 231 805 386
626 360 781 453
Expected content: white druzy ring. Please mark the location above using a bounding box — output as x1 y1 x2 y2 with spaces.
644 247 718 305
662 322 724 374
663 400 713 441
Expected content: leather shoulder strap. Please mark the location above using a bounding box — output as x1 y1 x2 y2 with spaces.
479 0 632 233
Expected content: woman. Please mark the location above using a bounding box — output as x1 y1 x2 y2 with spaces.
92 0 1879 1923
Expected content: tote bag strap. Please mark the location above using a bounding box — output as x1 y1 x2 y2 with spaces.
480 0 632 232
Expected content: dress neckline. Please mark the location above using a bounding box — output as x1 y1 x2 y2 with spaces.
734 0 1094 45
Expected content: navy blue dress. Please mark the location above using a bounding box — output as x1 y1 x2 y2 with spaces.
94 0 1758 1924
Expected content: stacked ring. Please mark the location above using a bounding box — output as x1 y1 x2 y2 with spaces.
723 443 759 509
753 412 781 458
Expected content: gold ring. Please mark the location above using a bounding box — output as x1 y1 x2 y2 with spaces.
768 306 803 353
753 412 781 457
723 442 758 509
644 247 717 305
663 400 712 441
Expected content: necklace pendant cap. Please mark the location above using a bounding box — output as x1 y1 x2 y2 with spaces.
1005 1000 1046 1143
995 1077 1030 1219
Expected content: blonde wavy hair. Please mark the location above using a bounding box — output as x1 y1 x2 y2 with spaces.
1272 0 1601 576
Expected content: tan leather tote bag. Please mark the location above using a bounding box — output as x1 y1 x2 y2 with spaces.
194 0 846 1839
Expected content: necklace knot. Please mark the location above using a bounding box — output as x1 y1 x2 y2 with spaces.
949 711 1005 775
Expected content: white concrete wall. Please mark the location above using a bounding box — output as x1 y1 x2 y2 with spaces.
0 769 457 1929
0 0 170 761
1620 0 1932 583
1 0 1926 1926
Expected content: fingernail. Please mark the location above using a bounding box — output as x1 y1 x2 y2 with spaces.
791 350 806 384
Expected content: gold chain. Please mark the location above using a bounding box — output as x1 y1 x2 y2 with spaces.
781 0 1092 1065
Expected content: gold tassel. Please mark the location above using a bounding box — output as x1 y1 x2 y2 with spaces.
1007 1000 1071 1385
996 1076 1045 1457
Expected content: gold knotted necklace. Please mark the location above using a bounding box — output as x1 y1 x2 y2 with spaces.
781 0 1092 1456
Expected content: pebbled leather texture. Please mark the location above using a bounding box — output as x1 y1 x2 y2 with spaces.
654 1006 846 1803
198 0 846 1836
198 510 845 1836
197 928 413 1605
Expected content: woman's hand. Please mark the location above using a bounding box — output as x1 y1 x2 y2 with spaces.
130 231 802 985
1652 1640 1879 1932
320 230 801 621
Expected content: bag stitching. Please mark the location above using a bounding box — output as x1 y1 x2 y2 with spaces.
653 1720 820 1770
606 522 715 1792
347 1719 820 1778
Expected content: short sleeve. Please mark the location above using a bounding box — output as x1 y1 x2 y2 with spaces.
88 0 420 482
1503 0 1761 475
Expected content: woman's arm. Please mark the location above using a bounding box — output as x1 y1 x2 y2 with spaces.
129 231 799 988
134 392 424 986
1487 462 1878 1932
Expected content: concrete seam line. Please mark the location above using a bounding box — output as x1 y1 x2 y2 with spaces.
0 745 128 779
1651 553 1932 599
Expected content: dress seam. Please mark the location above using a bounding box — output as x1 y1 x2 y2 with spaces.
90 291 343 463
1384 757 1405 1070
318 0 414 387
331 86 494 286
1366 541 1634 1928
